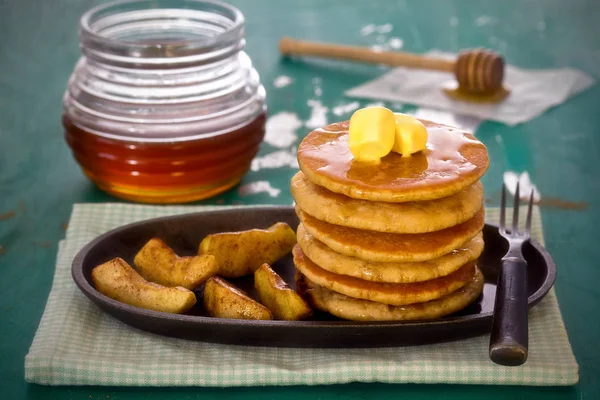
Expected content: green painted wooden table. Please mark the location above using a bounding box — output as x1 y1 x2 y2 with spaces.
1 0 598 398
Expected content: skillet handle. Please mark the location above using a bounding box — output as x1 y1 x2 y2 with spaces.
489 257 528 366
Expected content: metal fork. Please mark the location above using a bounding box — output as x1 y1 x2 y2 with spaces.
489 182 534 366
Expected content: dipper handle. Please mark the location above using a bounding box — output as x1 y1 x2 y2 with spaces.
279 37 455 72
279 37 505 94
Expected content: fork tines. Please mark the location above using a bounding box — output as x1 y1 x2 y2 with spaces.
500 182 535 237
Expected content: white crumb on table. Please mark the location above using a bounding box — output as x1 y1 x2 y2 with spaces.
273 75 293 88
388 37 404 49
365 101 386 108
238 181 281 198
376 23 393 33
332 101 360 116
360 24 376 36
475 15 495 26
251 150 298 171
305 99 329 129
263 112 302 148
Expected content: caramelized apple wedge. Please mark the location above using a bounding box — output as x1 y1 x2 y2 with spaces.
134 237 218 290
199 222 296 278
92 257 196 314
203 276 272 320
254 263 312 320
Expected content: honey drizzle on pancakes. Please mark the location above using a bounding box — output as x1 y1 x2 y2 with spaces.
298 119 489 202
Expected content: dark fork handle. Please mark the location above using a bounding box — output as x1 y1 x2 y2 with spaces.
489 257 528 366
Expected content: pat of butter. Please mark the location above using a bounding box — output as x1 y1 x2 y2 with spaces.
348 107 395 163
392 113 428 157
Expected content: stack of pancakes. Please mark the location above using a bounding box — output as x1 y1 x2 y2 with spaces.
291 119 490 321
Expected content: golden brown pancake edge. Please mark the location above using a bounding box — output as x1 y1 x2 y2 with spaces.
291 171 484 234
296 267 485 321
297 224 485 283
296 205 485 262
293 245 476 306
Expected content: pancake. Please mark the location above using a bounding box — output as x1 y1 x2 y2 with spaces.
296 206 485 262
291 171 484 234
297 224 484 283
296 267 484 321
293 245 475 306
297 119 489 202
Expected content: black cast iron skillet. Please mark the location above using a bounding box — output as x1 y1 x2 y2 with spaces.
72 206 555 348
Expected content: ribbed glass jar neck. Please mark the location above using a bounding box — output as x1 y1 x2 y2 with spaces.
79 0 245 68
64 0 265 143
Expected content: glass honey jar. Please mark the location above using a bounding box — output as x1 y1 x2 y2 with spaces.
63 0 266 203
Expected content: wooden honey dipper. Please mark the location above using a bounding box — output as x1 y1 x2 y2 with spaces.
279 37 509 103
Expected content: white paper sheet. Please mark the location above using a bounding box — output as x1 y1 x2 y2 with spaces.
345 51 595 126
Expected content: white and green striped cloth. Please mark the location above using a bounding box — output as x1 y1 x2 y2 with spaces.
25 204 578 386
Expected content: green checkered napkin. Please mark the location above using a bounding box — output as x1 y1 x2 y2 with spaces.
25 204 578 387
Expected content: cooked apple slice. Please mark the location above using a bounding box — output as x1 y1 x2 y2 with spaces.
198 222 296 278
203 276 272 320
254 263 312 320
134 237 218 290
92 257 196 314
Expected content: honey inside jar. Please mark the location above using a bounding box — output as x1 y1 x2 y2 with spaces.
63 0 266 203
63 113 266 203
